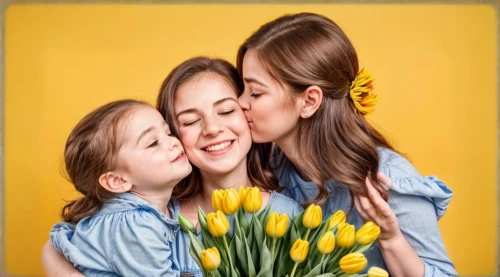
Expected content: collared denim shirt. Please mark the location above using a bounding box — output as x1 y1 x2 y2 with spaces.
273 147 457 277
170 191 303 277
50 193 180 277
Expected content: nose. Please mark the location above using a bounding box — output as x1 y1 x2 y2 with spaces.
167 135 181 151
202 117 223 137
238 93 249 111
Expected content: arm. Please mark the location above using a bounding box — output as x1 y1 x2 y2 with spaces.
355 173 456 277
111 211 179 276
41 241 84 277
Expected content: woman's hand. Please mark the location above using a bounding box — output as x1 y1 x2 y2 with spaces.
41 241 84 277
354 172 400 242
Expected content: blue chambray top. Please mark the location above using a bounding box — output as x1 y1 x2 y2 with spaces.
50 193 180 277
170 191 304 277
273 147 457 277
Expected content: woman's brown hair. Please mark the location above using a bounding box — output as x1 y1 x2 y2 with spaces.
237 13 394 206
156 56 280 200
61 99 149 223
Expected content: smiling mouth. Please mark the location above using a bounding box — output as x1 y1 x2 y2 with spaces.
203 141 234 152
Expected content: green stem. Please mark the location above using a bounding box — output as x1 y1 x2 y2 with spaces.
290 262 299 277
304 229 311 241
320 253 325 264
223 236 234 273
271 237 277 263
207 271 213 277
234 212 242 238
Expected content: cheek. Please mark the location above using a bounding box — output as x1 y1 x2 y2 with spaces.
179 129 197 154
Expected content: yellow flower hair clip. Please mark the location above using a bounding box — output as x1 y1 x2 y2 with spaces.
349 68 378 115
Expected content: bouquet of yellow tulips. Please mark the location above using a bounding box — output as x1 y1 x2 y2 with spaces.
178 187 389 277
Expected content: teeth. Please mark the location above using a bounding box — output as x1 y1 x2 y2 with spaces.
205 141 231 152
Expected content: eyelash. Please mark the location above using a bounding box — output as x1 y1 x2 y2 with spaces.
148 140 158 148
250 93 262 98
183 119 199 127
220 110 234 115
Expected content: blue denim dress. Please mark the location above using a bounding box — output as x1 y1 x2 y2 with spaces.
273 147 457 276
170 191 303 277
50 193 180 277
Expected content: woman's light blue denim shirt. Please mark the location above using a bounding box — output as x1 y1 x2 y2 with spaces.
50 193 180 277
170 191 303 277
273 147 457 277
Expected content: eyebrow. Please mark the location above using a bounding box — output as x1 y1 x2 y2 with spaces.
243 77 268 88
176 97 237 118
136 126 154 145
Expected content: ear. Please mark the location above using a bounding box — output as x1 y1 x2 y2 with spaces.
299 85 323 118
99 171 132 193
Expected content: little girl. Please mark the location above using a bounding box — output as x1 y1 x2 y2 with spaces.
50 99 192 276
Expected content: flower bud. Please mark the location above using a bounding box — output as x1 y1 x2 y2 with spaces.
336 223 355 248
356 221 380 245
201 247 221 271
317 231 335 254
328 210 346 229
222 188 240 215
367 266 389 277
290 239 309 263
238 186 246 203
242 187 262 214
266 212 289 238
207 210 230 237
302 204 322 229
178 212 195 233
339 252 367 274
211 189 224 211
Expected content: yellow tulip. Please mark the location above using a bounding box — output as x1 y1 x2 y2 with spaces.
211 189 224 211
302 204 322 229
339 252 367 274
336 223 355 248
242 187 263 213
222 188 240 215
328 210 346 229
238 186 246 203
201 247 221 271
317 231 335 254
290 239 309 263
266 212 289 238
367 267 389 277
207 210 230 237
356 221 381 245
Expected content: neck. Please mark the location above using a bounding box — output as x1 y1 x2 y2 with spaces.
197 158 252 209
130 185 174 218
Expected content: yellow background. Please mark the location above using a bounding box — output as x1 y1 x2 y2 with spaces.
4 4 497 276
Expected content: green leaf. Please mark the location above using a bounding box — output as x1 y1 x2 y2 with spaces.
302 262 323 277
188 235 207 276
235 232 249 273
237 207 249 234
252 214 265 254
256 237 273 277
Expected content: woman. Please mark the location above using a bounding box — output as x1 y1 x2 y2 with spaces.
236 12 456 276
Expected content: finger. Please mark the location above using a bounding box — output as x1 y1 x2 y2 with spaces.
354 196 371 222
377 172 392 191
365 177 383 206
358 193 379 220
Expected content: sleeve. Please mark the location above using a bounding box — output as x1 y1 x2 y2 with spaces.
50 221 110 271
381 160 457 277
110 211 180 277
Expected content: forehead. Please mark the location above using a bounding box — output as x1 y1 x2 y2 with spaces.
121 106 165 134
174 73 238 108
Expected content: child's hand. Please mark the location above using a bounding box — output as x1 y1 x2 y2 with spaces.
354 173 401 242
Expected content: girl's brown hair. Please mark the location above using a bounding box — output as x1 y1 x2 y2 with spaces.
157 56 280 200
237 13 394 206
62 99 149 223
